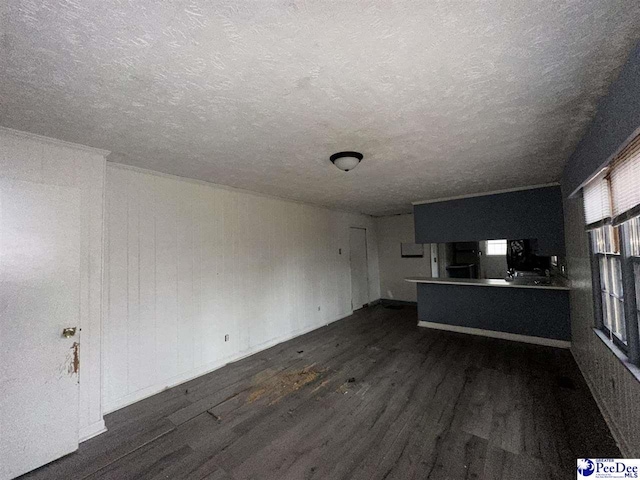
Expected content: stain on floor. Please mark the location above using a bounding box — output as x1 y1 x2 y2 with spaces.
247 366 324 405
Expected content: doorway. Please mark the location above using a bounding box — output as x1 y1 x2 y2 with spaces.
349 227 369 311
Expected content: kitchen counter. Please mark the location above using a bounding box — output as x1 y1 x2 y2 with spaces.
405 276 570 291
407 276 571 342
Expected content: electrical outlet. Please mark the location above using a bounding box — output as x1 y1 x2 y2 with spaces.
224 334 229 342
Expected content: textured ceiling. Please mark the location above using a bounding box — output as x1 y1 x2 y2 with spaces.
1 1 639 215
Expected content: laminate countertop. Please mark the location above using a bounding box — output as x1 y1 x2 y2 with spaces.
405 276 570 291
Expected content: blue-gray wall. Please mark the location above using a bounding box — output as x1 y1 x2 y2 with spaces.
417 283 571 341
413 185 565 256
563 42 640 195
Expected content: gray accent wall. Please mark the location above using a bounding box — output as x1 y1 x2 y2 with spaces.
413 186 565 256
561 42 640 456
563 42 640 195
417 283 570 341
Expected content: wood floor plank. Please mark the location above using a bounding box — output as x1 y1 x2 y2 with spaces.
18 305 621 480
168 307 406 426
21 419 177 480
84 414 219 480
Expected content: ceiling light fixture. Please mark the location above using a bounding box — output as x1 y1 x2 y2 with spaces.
330 151 363 172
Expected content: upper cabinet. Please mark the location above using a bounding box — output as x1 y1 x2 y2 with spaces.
413 186 565 256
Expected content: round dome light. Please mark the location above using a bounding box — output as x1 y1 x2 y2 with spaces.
330 151 363 172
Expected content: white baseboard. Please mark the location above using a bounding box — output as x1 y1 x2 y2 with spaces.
79 419 107 443
104 311 353 414
417 321 571 349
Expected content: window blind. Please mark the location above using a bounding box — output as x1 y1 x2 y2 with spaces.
610 134 640 224
583 171 612 228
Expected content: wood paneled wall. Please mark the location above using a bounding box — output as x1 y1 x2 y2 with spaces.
564 191 640 456
104 164 380 412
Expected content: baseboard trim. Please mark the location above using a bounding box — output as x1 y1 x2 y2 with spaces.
79 420 107 443
104 311 354 414
417 321 571 349
380 299 417 306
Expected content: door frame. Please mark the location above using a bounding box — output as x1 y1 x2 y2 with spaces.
348 226 369 311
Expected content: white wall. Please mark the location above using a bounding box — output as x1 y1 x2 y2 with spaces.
0 128 107 442
375 214 432 302
564 191 640 456
104 164 380 412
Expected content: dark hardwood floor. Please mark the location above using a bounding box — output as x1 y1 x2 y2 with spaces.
23 305 619 480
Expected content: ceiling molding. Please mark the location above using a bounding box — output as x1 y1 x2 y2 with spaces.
412 182 561 206
0 126 111 157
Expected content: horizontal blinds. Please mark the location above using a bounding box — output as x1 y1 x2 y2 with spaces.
583 171 612 227
610 134 640 224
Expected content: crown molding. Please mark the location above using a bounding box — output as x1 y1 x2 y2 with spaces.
412 182 561 206
0 126 110 156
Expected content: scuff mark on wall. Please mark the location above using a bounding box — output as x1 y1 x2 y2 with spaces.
57 342 81 379
69 342 80 376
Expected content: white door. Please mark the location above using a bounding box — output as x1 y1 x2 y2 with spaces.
349 227 369 311
0 179 81 480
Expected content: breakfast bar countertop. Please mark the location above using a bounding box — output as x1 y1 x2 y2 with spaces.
404 276 570 291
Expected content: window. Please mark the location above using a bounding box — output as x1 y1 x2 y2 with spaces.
583 133 640 364
486 239 507 256
627 217 640 343
592 224 626 347
627 216 640 257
